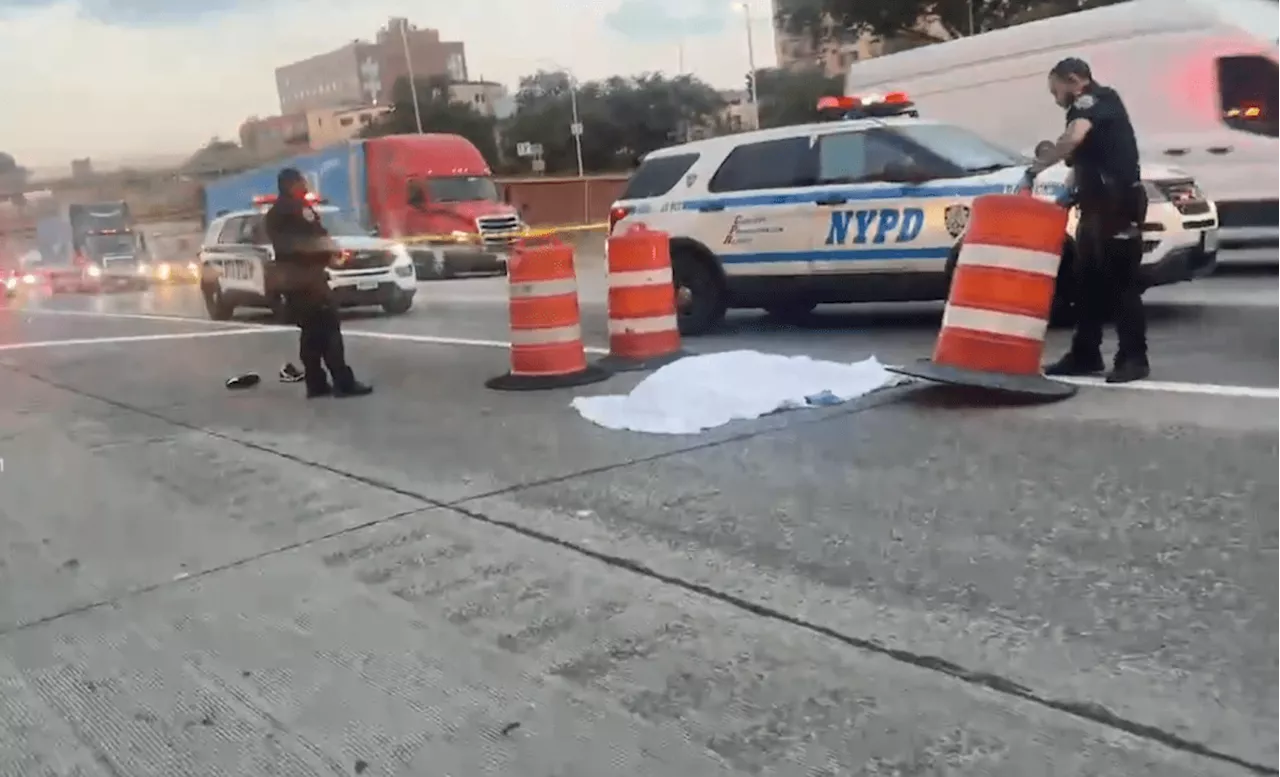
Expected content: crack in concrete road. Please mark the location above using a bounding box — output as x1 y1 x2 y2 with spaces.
3 362 1275 776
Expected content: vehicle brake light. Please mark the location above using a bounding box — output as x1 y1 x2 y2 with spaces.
1226 104 1263 119
609 206 632 234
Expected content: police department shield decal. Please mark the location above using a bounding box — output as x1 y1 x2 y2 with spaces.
944 204 970 238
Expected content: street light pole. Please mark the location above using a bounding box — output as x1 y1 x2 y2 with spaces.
398 20 424 133
738 2 759 129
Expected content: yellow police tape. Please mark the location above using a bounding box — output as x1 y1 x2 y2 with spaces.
399 221 609 246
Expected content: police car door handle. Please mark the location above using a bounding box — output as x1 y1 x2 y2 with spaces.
1162 147 1189 156
1206 146 1233 155
697 202 725 212
814 195 847 206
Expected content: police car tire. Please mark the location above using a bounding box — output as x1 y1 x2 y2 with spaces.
672 247 726 337
202 283 234 321
382 295 413 315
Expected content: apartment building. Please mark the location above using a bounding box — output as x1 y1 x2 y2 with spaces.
239 113 311 156
306 104 393 148
447 81 514 119
274 17 468 114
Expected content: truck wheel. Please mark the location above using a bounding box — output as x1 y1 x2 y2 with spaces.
672 245 726 336
202 283 234 321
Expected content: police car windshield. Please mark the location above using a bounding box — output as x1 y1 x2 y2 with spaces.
426 176 498 203
888 124 1027 173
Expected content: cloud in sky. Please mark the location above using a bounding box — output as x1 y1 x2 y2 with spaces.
0 0 777 168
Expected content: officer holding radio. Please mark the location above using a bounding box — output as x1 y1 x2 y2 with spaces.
1026 57 1150 385
264 168 372 398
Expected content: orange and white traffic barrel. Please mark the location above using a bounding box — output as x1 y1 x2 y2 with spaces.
597 224 687 372
485 236 610 391
888 193 1075 399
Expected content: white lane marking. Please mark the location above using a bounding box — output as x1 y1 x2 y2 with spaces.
16 307 251 327
1054 375 1278 399
341 328 610 355
0 328 272 353
11 307 1276 398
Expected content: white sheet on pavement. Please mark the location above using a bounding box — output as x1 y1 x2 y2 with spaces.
571 350 904 435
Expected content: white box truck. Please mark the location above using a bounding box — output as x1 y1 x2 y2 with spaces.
845 0 1278 265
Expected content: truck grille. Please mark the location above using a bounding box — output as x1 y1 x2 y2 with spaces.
1154 179 1212 216
476 215 521 248
337 250 395 270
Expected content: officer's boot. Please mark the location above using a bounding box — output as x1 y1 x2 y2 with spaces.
1043 348 1105 377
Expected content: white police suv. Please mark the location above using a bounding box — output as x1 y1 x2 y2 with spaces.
608 92 1219 335
198 195 418 321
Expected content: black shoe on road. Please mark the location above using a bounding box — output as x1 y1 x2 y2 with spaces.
334 381 373 398
1105 361 1150 384
279 362 305 383
1043 352 1106 377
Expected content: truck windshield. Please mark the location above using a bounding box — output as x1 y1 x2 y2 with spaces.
888 124 1028 173
84 233 136 257
426 176 498 203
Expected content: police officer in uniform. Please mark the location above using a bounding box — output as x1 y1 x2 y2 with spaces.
1026 58 1150 384
264 168 372 398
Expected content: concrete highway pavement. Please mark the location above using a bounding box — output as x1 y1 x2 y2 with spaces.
0 267 1275 776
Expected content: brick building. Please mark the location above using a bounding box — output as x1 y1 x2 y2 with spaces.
274 17 468 115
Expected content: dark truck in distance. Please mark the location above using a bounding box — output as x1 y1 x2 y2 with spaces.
35 201 151 293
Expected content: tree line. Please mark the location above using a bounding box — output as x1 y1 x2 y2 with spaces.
359 67 842 176
359 0 1124 175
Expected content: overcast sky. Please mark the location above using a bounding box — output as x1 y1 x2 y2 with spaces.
0 0 778 169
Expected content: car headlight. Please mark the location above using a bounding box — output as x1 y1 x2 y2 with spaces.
450 230 471 243
4 277 16 290
156 263 171 279
187 262 199 274
22 274 36 285
136 262 150 275
86 265 102 277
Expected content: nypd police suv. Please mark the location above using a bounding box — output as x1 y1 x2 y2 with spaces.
198 195 418 321
608 92 1220 335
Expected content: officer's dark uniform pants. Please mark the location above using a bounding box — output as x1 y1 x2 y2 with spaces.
288 293 355 390
1070 187 1149 364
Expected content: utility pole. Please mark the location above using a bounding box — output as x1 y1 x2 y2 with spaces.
398 19 424 133
737 3 759 129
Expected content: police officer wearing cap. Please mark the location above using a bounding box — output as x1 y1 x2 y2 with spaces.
264 168 372 398
1026 57 1150 384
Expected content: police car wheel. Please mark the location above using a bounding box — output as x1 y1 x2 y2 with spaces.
672 248 726 336
202 283 234 321
382 294 413 315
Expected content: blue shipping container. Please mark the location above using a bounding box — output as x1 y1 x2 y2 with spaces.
201 142 369 230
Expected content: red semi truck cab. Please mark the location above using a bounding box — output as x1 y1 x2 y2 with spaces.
364 135 518 277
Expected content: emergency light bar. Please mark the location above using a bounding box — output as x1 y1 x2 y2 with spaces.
817 91 918 120
252 193 325 206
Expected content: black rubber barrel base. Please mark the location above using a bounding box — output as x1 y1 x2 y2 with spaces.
485 364 612 391
887 358 1077 401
